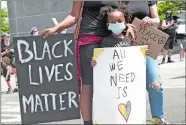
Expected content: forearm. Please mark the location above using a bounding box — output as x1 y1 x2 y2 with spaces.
151 17 160 27
1 52 7 56
161 23 172 30
55 14 78 33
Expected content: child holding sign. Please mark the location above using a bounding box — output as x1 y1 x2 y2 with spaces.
91 5 166 124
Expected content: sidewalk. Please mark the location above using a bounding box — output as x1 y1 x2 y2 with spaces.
1 75 17 93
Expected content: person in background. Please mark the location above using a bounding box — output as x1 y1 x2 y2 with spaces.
30 27 39 36
161 11 178 64
2 57 13 93
1 34 14 93
176 33 185 61
174 16 185 61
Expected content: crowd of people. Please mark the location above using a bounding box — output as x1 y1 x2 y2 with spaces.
1 1 185 124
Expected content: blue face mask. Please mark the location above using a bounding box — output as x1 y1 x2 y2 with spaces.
108 22 126 35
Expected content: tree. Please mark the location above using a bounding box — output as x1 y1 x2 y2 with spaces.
157 0 186 20
1 8 10 33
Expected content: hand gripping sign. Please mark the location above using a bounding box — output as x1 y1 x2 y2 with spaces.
132 17 169 59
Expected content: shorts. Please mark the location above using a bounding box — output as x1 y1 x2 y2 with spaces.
80 42 101 85
163 37 175 50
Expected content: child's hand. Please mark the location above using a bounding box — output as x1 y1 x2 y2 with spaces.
146 48 150 56
91 59 97 67
126 24 137 41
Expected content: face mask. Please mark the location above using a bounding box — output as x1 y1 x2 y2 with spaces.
108 22 126 35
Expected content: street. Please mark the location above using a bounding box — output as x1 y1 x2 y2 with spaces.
1 54 185 124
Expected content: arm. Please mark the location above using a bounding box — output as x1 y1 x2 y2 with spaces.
41 1 83 37
174 23 178 29
1 52 6 56
161 20 173 30
1 50 10 56
149 3 160 26
54 1 83 32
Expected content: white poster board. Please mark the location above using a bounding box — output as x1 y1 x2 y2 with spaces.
93 46 147 124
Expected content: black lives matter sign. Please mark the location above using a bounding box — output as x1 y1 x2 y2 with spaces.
14 33 80 124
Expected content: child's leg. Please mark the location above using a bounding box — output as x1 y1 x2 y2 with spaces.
146 57 164 119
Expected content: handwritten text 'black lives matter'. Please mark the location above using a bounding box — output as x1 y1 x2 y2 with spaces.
109 49 136 99
17 39 78 114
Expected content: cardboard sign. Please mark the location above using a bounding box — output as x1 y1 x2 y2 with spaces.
132 17 169 59
13 33 80 124
93 46 147 124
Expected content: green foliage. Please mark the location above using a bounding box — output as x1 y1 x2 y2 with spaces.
1 8 10 33
157 0 186 21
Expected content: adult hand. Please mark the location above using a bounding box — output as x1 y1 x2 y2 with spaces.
125 24 137 41
142 17 160 28
173 23 178 28
6 49 11 53
141 17 153 27
9 49 14 53
1 53 4 56
170 20 175 24
40 26 58 38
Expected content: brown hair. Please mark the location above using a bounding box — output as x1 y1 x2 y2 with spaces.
99 5 132 23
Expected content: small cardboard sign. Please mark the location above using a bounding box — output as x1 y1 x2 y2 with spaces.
93 46 147 124
132 17 169 59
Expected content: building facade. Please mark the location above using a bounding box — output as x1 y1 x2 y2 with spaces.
6 0 75 38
